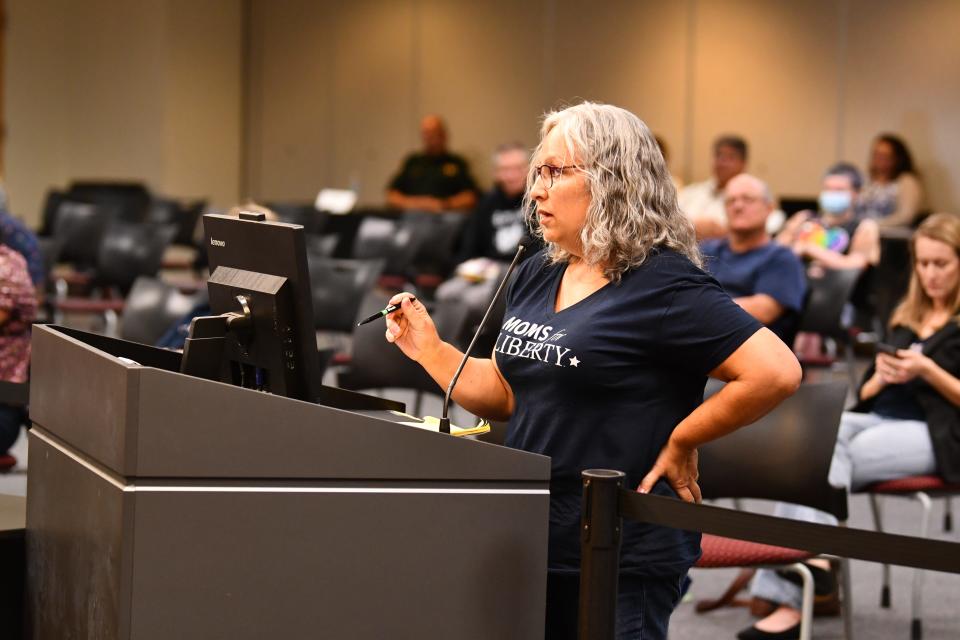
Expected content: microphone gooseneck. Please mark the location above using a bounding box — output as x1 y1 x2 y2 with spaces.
439 244 527 434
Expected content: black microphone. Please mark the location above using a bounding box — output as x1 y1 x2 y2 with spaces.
439 243 527 434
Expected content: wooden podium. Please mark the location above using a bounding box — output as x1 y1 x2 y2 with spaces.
25 325 549 639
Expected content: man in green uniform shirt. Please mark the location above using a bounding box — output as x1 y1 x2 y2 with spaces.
386 115 478 213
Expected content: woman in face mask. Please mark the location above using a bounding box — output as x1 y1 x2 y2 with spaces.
775 162 880 271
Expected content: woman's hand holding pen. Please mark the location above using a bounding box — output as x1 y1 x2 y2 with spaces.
384 292 442 363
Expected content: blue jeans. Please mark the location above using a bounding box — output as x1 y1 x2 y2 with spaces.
545 571 685 640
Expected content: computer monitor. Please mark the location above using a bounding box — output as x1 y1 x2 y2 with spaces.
180 212 322 402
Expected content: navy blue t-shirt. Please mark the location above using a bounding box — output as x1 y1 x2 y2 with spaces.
700 239 806 344
496 248 762 576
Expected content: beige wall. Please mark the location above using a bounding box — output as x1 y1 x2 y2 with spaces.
247 0 960 214
5 0 243 226
6 0 960 225
842 0 960 212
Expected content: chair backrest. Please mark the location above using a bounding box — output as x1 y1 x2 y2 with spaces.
39 189 66 237
96 222 178 292
120 277 204 346
307 255 385 333
66 181 152 224
146 197 206 247
36 236 64 284
797 267 863 338
338 292 471 394
698 380 849 521
52 200 114 268
873 234 912 330
403 212 469 276
351 216 432 275
266 202 329 236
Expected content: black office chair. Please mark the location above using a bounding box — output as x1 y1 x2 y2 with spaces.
53 222 178 334
338 291 471 415
795 267 864 389
38 189 66 237
403 211 469 279
147 197 207 247
96 222 178 293
695 381 852 640
266 202 328 236
307 255 385 334
351 216 429 278
873 232 912 331
51 200 114 270
119 277 205 346
66 181 151 224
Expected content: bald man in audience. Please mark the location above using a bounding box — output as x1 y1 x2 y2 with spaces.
678 135 748 239
386 115 478 213
700 174 807 344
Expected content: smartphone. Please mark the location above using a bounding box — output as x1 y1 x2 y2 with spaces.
876 342 899 356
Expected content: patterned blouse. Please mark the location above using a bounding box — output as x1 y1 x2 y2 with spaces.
0 245 37 382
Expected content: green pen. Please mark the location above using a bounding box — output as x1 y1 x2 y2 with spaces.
356 296 417 327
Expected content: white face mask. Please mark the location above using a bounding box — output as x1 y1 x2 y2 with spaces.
819 190 852 214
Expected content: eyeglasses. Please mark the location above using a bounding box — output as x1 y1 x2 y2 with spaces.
533 164 566 190
724 194 761 207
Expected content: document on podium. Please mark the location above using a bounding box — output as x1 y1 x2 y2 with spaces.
354 409 491 437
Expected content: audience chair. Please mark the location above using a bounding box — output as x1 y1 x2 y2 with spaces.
306 234 339 258
53 222 178 334
351 213 464 291
51 199 115 270
97 222 178 293
337 291 471 415
351 216 429 279
873 232 913 331
37 189 66 237
118 277 205 346
402 211 469 280
695 381 851 640
795 267 864 390
307 255 385 335
66 181 151 224
147 197 206 248
858 475 960 640
266 202 329 236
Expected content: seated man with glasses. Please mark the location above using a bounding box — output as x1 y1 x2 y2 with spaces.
701 174 807 345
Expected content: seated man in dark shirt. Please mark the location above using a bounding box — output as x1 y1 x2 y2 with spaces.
701 174 806 344
386 114 478 213
455 142 538 264
436 142 540 352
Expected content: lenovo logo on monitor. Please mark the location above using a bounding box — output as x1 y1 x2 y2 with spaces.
210 238 226 247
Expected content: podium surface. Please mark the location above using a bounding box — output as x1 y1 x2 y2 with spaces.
26 325 550 639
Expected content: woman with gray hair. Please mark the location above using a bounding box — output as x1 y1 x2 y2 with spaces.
382 102 800 639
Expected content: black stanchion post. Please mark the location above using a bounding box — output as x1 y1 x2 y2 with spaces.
578 469 625 640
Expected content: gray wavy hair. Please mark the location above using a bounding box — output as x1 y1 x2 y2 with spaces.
524 102 701 280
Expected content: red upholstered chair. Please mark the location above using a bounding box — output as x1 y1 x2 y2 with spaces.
859 474 960 640
0 455 15 473
695 381 852 640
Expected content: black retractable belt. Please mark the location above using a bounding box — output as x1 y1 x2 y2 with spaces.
577 469 960 640
619 489 960 574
